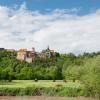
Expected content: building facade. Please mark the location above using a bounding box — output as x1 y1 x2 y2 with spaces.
16 47 55 63
17 48 36 63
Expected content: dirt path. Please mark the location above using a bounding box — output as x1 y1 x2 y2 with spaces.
0 96 96 100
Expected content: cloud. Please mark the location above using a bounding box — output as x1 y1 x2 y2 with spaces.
0 4 100 54
52 8 80 15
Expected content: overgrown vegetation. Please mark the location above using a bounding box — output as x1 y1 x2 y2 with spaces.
0 80 84 96
0 50 100 98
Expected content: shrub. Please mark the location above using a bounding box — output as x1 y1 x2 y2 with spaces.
34 78 38 82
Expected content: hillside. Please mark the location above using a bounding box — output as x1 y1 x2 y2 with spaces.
0 49 100 97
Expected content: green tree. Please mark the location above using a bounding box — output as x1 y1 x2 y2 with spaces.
81 56 100 98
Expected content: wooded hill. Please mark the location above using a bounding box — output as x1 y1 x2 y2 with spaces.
0 50 100 97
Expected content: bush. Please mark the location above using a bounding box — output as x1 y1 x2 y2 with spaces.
63 79 67 83
81 56 100 98
34 78 38 82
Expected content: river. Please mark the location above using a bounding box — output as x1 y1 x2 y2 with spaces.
0 96 96 100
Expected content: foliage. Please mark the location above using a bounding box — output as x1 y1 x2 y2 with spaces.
0 50 100 97
81 56 100 98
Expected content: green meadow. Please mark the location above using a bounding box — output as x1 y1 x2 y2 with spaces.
0 80 81 88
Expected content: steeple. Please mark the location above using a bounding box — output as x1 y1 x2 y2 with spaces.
47 45 50 50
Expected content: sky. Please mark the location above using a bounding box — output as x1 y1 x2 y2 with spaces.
0 0 100 54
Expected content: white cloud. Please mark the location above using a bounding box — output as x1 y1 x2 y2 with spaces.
0 4 100 54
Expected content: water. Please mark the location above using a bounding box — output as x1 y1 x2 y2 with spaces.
0 96 96 100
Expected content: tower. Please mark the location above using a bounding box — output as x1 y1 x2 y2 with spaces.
16 48 27 61
47 45 50 51
32 47 35 53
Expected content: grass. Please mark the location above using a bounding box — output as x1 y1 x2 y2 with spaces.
0 80 81 88
0 80 86 96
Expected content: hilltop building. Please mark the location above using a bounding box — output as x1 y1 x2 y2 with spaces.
17 48 36 63
16 46 55 63
39 46 55 59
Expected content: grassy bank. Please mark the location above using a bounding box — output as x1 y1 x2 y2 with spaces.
0 80 86 96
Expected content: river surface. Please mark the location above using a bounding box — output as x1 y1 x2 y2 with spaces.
0 96 96 100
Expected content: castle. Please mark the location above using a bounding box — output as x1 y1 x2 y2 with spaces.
16 47 55 63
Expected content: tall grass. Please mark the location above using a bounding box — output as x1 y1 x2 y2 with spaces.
0 80 89 96
0 86 86 96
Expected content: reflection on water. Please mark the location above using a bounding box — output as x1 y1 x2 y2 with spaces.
0 96 96 100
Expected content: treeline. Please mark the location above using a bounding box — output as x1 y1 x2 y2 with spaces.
0 50 100 97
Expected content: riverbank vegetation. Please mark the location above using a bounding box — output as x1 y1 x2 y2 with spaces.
0 50 100 98
0 80 85 96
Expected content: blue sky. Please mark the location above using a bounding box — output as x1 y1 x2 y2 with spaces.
0 0 100 15
0 0 100 53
